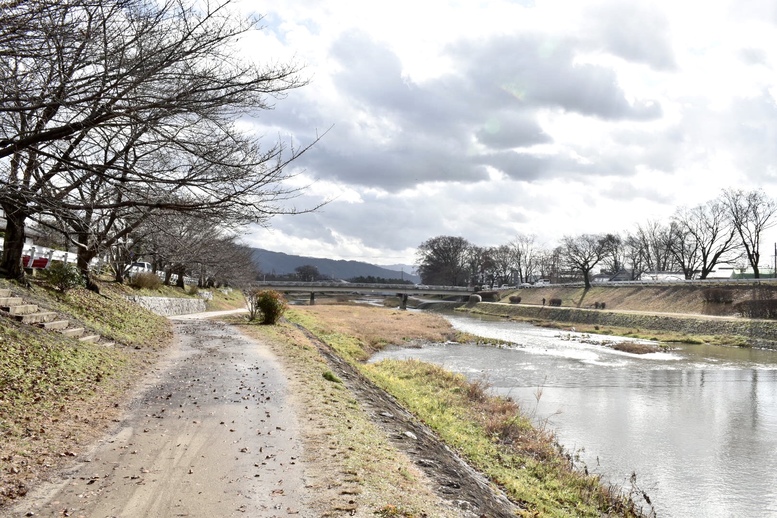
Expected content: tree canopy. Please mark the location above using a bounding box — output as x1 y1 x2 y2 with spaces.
0 0 316 280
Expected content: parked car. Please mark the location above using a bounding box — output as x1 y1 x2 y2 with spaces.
518 282 532 288
499 284 514 289
533 279 550 286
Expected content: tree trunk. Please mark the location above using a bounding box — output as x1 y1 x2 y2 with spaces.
76 247 101 293
0 203 28 280
583 270 592 289
176 264 186 288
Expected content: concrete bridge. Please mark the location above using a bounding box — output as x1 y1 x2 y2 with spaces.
254 281 475 309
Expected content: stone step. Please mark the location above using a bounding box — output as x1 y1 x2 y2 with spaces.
17 311 57 324
78 334 101 343
40 320 70 331
61 327 85 338
4 304 39 315
0 297 23 306
100 342 115 347
0 289 11 298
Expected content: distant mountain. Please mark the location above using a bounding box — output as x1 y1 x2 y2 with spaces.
251 248 420 283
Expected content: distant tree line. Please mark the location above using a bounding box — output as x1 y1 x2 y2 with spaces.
0 0 317 289
260 265 413 285
416 188 777 289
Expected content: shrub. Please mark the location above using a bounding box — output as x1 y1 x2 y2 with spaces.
548 298 562 307
734 299 777 319
508 295 522 304
245 289 287 324
40 262 84 292
702 288 733 304
129 272 162 290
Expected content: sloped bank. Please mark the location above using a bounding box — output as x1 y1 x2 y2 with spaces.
462 302 777 349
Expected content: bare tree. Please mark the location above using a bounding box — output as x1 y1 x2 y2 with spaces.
295 265 320 282
721 188 777 278
0 0 315 280
489 245 518 286
561 234 614 289
631 220 676 276
415 236 472 286
670 201 739 279
510 233 539 283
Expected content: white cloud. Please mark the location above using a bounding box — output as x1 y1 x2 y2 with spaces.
238 0 777 266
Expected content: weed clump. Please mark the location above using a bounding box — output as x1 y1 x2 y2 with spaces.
508 295 522 304
548 298 562 307
129 272 162 290
39 262 84 292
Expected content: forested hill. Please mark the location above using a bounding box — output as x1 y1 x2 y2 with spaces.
251 248 420 283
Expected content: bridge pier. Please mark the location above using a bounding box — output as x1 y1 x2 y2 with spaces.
309 292 315 305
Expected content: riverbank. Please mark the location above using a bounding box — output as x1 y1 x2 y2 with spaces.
414 283 777 348
279 304 650 517
461 302 777 348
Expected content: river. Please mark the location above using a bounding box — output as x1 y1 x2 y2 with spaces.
370 312 777 517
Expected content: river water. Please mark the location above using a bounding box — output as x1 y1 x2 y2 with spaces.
370 312 777 517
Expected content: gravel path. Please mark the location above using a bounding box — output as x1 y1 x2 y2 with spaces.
6 318 306 518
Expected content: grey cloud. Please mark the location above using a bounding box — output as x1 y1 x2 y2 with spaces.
587 2 677 71
261 29 664 194
475 113 551 149
480 151 590 181
449 35 663 121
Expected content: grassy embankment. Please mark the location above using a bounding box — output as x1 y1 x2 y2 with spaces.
0 278 240 507
279 304 647 518
483 284 766 347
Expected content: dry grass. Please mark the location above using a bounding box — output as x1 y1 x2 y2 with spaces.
234 317 462 518
294 305 458 355
504 284 769 316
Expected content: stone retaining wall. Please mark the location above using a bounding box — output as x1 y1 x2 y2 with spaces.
126 296 207 316
465 302 777 348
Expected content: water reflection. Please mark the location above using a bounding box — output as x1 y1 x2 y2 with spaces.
371 313 777 517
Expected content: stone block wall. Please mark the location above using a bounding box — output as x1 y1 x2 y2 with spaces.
126 296 207 316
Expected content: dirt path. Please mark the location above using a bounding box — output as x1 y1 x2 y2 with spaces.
5 318 306 518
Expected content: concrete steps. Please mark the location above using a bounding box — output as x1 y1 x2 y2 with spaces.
40 320 70 331
0 287 112 346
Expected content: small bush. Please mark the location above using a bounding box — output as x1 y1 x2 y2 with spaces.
702 288 733 304
508 295 522 304
734 299 777 319
245 289 287 324
548 298 562 307
593 301 606 309
129 272 162 290
477 290 499 302
40 262 84 292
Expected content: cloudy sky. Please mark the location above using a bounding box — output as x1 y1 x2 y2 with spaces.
238 0 777 268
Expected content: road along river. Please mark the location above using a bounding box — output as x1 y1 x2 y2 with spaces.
370 312 777 518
